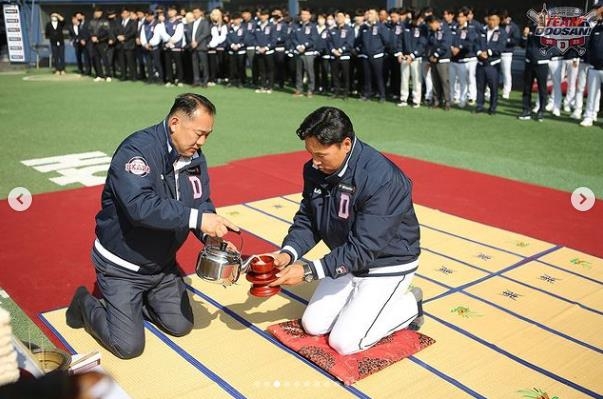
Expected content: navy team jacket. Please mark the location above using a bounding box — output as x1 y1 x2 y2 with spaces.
281 138 421 279
476 26 508 66
94 120 215 274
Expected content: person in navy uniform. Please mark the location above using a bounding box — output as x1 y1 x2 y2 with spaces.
45 12 66 75
162 6 185 87
450 7 479 108
387 8 405 101
254 9 276 93
291 7 319 97
399 11 428 108
425 15 453 110
475 10 507 115
226 13 246 88
241 9 257 87
66 94 239 359
328 10 354 99
358 8 390 102
500 10 520 99
270 107 423 355
517 23 550 122
271 9 289 89
580 2 603 128
314 14 331 94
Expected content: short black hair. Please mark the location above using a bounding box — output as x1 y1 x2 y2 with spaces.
296 107 355 145
457 6 471 17
168 93 216 119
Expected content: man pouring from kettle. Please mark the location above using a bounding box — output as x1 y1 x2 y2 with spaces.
270 107 423 356
66 93 239 359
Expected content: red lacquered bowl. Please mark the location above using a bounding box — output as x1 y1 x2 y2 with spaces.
250 255 275 274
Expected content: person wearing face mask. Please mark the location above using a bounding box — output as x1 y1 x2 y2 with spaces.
269 106 422 356
45 12 65 75
271 8 288 89
313 14 331 94
65 94 239 360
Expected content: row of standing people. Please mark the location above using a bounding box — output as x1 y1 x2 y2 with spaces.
51 5 603 125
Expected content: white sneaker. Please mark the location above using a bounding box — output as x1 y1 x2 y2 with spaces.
563 104 571 113
265 90 272 94
412 103 421 109
165 82 173 87
397 101 408 107
570 110 582 120
580 118 593 127
502 93 510 100
458 102 467 109
177 82 184 87
105 77 112 82
255 88 266 93
93 76 103 82
532 105 540 113
552 109 561 117
545 102 554 112
207 82 216 87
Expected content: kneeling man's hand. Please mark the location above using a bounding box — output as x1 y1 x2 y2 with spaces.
272 252 292 269
201 213 239 238
269 262 304 287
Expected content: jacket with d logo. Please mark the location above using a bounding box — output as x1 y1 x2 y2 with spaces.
281 138 420 279
94 120 215 274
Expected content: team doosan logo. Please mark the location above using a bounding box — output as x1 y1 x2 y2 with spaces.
125 156 151 176
527 3 597 55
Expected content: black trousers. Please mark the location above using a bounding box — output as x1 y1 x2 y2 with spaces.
256 52 275 90
50 43 65 71
106 45 116 77
118 48 136 80
362 56 386 99
228 52 246 85
208 50 225 83
75 43 90 74
144 49 162 82
164 49 183 84
431 62 451 105
136 46 146 80
477 63 500 111
387 54 401 98
522 62 548 113
273 50 287 88
351 55 363 94
80 251 193 359
331 57 351 97
192 50 209 85
92 42 108 78
314 56 331 92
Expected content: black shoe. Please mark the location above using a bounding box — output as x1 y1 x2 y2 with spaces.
517 112 531 120
535 112 544 122
66 286 89 329
488 109 497 115
444 102 451 111
474 107 485 114
408 287 424 331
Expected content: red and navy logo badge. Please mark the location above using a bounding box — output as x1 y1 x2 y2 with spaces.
125 156 150 177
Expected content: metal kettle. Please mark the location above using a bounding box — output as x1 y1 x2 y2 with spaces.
195 237 255 286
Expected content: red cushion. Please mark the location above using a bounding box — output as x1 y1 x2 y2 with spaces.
267 319 435 385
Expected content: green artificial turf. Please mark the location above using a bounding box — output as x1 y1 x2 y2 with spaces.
0 69 601 198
